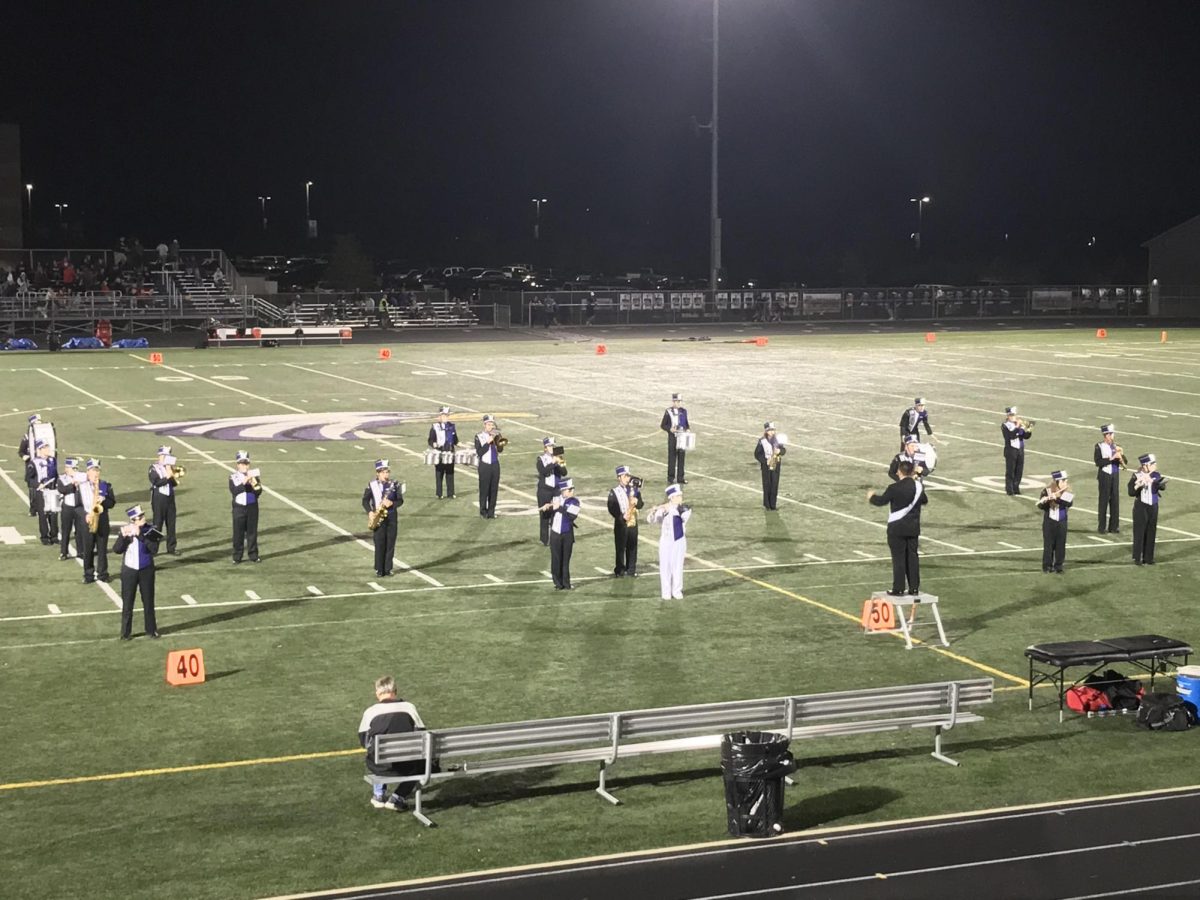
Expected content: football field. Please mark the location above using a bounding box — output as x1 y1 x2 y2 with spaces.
2 327 1199 899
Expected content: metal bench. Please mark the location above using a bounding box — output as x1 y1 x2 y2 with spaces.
365 678 993 826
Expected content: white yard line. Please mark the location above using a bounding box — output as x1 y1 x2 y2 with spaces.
483 573 504 583
852 550 875 558
803 553 827 562
408 570 443 587
752 556 774 565
593 566 611 574
1087 535 1113 544
540 570 553 579
997 541 1023 550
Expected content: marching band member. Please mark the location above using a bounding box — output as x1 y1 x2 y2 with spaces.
363 459 403 577
1001 406 1032 495
18 413 41 516
1036 470 1073 574
754 422 786 510
427 406 458 499
1094 424 1124 534
868 460 928 596
660 393 690 484
56 457 85 560
148 445 181 554
113 505 162 640
536 437 567 546
607 466 643 577
898 398 933 449
230 450 263 564
475 415 504 519
542 477 581 590
1129 453 1166 566
79 459 116 584
648 484 691 600
32 440 59 546
889 434 928 482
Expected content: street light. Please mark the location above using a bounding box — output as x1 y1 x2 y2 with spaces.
24 183 33 238
305 181 313 221
910 196 931 250
54 202 69 226
258 195 271 231
531 198 548 241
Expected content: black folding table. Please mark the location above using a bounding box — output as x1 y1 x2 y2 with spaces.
1024 634 1193 721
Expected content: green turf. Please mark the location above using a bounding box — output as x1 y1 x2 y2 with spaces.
1 329 1198 899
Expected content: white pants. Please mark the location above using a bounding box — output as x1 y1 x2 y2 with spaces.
659 536 686 599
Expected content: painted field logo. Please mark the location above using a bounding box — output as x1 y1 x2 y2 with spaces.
114 412 432 442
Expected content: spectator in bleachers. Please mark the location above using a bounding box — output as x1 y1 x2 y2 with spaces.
377 294 390 328
169 239 181 266
156 241 169 267
364 293 376 315
62 259 77 292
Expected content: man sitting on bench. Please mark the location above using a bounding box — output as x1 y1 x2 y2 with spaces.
358 675 425 811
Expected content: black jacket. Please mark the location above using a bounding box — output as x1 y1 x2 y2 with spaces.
869 478 928 537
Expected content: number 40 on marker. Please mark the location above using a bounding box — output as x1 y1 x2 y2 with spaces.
166 649 206 686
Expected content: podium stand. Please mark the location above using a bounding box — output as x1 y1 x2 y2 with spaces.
865 591 948 650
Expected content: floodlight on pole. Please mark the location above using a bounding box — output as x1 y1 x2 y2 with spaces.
55 202 69 225
305 182 313 221
24 183 33 238
532 198 548 241
910 196 930 250
258 195 271 231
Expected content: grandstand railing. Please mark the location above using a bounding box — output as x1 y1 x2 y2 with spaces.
478 284 1186 327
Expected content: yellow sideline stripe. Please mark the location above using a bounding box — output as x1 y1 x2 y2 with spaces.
0 748 361 792
722 569 1029 686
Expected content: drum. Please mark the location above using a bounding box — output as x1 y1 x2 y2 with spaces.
422 449 439 466
676 431 696 451
454 449 478 467
41 488 62 514
440 451 455 465
917 443 937 474
28 421 56 457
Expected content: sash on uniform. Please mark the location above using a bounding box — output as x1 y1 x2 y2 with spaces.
888 481 924 524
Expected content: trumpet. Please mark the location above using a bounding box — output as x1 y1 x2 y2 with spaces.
1018 418 1036 432
493 432 509 453
171 463 188 481
1113 445 1128 470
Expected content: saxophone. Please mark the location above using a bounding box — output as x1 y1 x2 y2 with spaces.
87 490 103 534
368 481 397 531
767 440 783 471
624 487 638 527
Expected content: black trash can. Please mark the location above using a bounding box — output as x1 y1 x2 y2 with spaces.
721 731 795 838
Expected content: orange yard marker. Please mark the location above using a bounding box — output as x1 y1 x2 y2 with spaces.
148 352 163 364
378 348 392 360
1161 330 1168 343
166 648 206 686
753 336 768 347
861 598 898 632
595 343 607 355
252 328 262 339
925 332 937 343
1095 328 1107 339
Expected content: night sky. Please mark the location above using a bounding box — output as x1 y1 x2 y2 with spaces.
8 0 1200 284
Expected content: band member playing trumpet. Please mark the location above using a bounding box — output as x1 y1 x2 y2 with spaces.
660 393 690 484
542 478 580 590
898 398 933 450
427 406 458 500
607 466 643 577
1036 470 1073 574
113 505 162 640
148 445 181 554
79 458 116 584
18 413 42 516
32 440 59 546
890 434 929 482
475 415 504 519
230 450 263 564
754 422 786 510
536 437 568 546
868 461 928 596
1129 453 1166 566
648 484 691 600
56 457 85 560
363 460 403 577
1095 424 1123 534
1001 406 1033 495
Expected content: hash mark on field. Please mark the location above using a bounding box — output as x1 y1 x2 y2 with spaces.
752 556 774 565
409 570 443 587
181 594 197 606
392 559 411 570
277 448 288 453
1128 415 1140 419
47 604 61 615
853 550 874 558
316 447 327 452
245 590 260 601
1153 413 1170 418
368 582 386 592
997 541 1023 550
307 585 324 595
803 553 826 562
593 566 610 574
354 445 365 451
1087 535 1112 544
484 574 504 583
1067 417 1084 422
541 570 553 579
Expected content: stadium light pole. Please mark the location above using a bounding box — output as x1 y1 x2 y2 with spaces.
305 181 313 221
532 198 548 241
24 183 33 239
910 196 930 251
258 195 271 231
709 0 720 290
54 202 68 227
